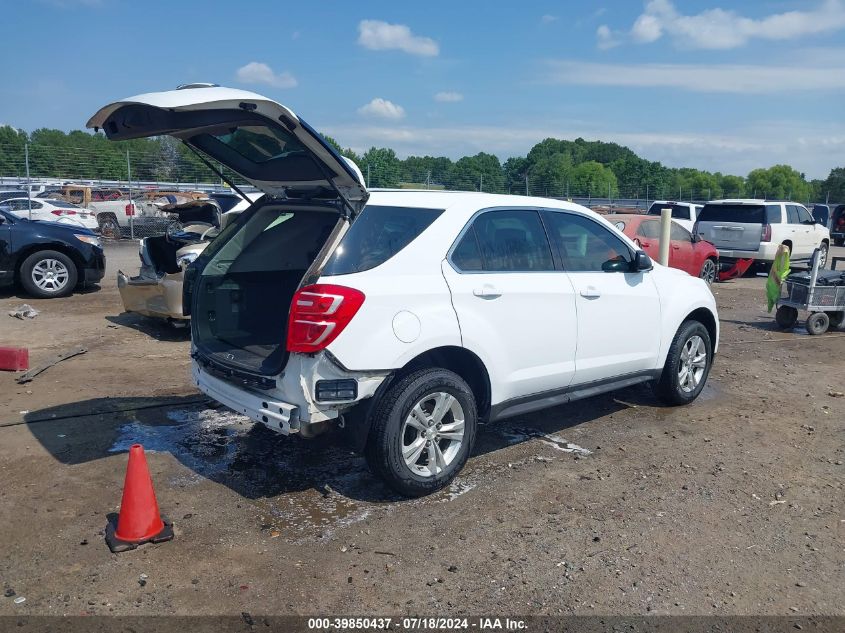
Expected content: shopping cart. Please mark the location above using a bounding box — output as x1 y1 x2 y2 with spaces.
775 248 845 335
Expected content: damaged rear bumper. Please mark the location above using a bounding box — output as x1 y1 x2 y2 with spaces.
190 351 389 436
117 269 187 320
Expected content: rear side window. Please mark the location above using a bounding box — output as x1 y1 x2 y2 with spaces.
698 204 769 224
323 206 443 275
786 205 800 224
453 209 554 272
637 220 661 239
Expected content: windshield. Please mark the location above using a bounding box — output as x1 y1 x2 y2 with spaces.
648 203 691 220
44 199 81 209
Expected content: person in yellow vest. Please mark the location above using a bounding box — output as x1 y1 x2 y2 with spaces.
767 243 791 312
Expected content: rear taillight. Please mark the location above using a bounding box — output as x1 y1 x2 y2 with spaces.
761 224 772 242
838 217 845 227
125 203 135 216
51 209 77 216
286 284 365 353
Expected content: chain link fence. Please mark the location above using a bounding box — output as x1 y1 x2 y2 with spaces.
0 140 834 239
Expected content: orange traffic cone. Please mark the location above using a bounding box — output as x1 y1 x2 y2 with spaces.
105 444 174 552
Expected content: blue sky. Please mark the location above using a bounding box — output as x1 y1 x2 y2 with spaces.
2 0 845 178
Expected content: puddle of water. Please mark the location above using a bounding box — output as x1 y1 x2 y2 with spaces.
495 426 592 455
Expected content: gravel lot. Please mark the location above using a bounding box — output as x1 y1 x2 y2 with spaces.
0 241 843 617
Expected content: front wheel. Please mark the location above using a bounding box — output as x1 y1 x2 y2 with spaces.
652 320 713 406
365 368 477 497
98 214 121 240
699 258 717 285
19 250 78 299
806 312 829 335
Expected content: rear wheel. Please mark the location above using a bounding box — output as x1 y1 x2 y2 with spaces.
98 214 121 239
699 258 717 284
816 243 829 269
806 312 829 335
775 305 799 329
19 250 78 299
652 320 713 406
365 368 477 497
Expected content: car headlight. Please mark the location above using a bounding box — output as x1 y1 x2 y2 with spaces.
74 234 102 247
177 252 199 269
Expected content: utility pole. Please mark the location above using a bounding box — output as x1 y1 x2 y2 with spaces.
479 173 483 192
127 150 134 240
25 143 32 221
367 163 371 188
524 174 529 196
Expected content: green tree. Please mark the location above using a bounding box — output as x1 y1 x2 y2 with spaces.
746 165 812 201
820 167 845 203
569 161 618 197
450 152 504 192
361 147 401 188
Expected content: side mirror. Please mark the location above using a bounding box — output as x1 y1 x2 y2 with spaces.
634 250 653 271
0 215 5 225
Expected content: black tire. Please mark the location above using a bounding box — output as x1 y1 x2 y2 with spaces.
816 243 829 269
98 214 121 240
652 320 713 406
806 312 829 335
827 311 844 329
775 305 799 329
699 258 717 284
365 368 477 497
19 250 78 299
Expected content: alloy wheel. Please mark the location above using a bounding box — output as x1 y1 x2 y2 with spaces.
31 258 70 293
401 392 465 478
700 259 717 284
678 334 707 393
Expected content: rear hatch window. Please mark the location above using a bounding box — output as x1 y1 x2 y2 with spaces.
698 204 778 224
323 206 443 275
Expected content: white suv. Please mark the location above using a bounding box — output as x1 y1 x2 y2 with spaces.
89 87 719 496
695 199 830 271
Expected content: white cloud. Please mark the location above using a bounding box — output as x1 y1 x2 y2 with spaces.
543 59 845 94
235 62 297 88
357 98 406 120
357 20 439 57
434 91 463 102
618 0 845 50
541 14 558 24
323 122 844 179
596 25 621 50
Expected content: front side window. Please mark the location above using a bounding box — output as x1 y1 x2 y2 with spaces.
323 206 443 275
796 206 814 224
544 212 633 272
455 209 554 272
670 222 691 241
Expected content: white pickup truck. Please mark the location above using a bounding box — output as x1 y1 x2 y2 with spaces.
58 185 208 238
647 201 702 233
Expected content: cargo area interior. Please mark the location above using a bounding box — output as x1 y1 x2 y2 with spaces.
193 204 339 375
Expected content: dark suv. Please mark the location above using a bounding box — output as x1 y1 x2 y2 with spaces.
0 207 105 298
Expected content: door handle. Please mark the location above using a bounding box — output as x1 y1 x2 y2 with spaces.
580 287 601 299
672 244 680 250
473 285 501 299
